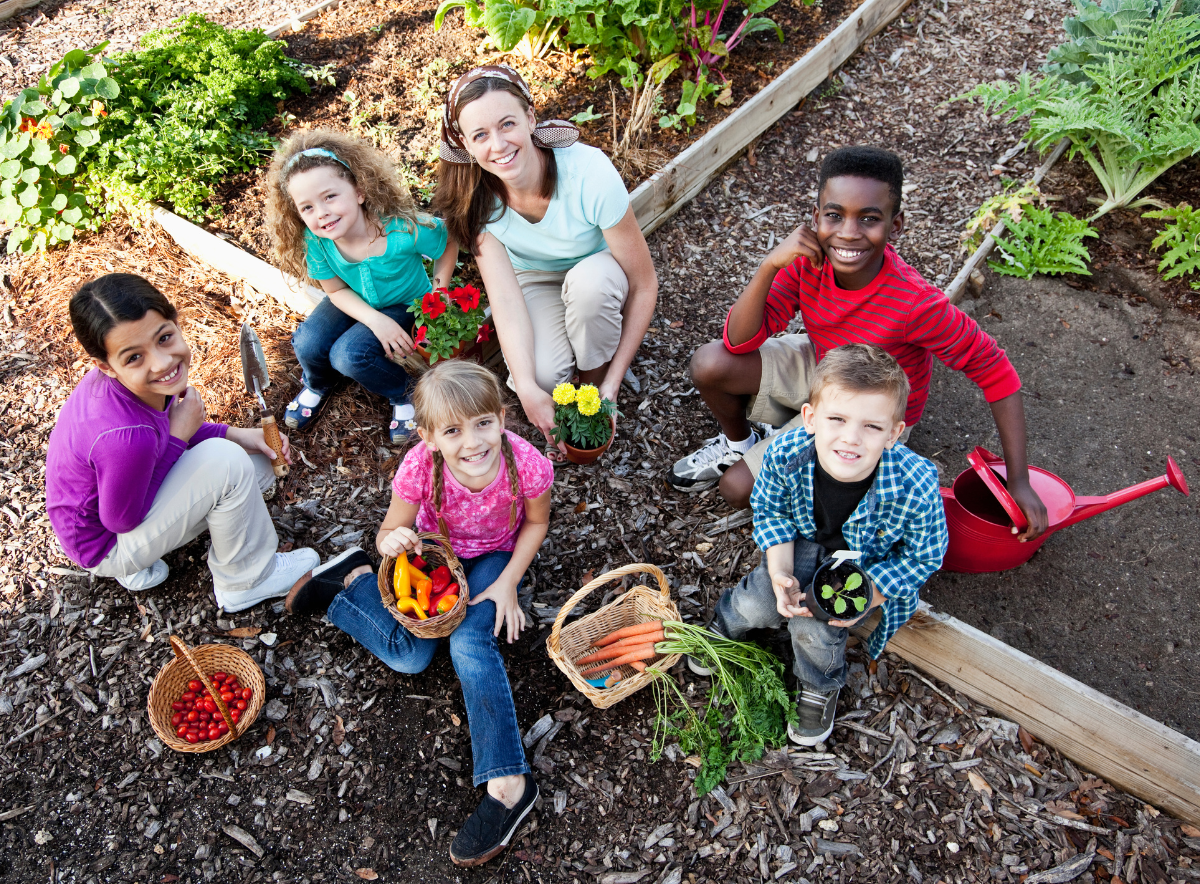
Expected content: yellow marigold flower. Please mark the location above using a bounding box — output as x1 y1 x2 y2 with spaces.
551 383 576 406
576 385 601 417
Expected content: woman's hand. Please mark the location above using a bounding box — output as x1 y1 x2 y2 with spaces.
518 383 564 451
225 426 293 463
378 525 421 558
168 386 206 443
469 576 527 643
367 314 415 361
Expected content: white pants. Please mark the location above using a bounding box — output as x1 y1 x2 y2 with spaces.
89 438 279 596
511 250 630 393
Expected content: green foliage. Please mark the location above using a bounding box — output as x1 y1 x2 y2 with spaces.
94 14 309 221
959 4 1200 218
408 286 488 363
569 104 605 124
651 622 794 795
1044 0 1200 83
987 205 1098 278
1142 203 1200 287
1 44 116 253
819 571 866 617
962 182 1045 253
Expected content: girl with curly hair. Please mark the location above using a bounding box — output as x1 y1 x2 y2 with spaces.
265 129 459 443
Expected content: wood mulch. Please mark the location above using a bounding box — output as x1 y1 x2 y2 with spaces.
1 0 1199 881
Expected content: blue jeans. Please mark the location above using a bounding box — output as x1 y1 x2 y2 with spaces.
327 550 529 786
712 538 848 693
291 296 413 404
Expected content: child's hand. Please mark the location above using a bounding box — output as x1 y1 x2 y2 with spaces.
225 427 293 463
469 577 527 644
771 571 806 618
378 525 421 558
168 386 206 443
767 224 824 271
368 314 415 360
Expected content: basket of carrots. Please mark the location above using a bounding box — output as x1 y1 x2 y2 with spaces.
377 533 469 639
546 563 682 708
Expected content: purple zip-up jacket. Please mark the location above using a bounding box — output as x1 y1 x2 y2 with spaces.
46 368 228 568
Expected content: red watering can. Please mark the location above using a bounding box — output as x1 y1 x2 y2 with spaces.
940 446 1190 573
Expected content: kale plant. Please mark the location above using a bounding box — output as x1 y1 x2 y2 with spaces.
987 205 1098 278
1142 203 1200 288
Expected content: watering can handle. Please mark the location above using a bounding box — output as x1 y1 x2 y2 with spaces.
967 447 1029 531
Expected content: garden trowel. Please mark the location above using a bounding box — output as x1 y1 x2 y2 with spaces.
239 323 289 478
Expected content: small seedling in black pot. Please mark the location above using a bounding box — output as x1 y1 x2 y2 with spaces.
806 551 872 625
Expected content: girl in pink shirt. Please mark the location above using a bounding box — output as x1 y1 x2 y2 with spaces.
286 359 552 867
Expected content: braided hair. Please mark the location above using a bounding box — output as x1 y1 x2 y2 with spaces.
412 360 522 536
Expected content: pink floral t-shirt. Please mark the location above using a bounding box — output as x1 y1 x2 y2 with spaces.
392 430 555 559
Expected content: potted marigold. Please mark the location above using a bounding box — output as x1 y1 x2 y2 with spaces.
550 383 619 465
402 284 492 373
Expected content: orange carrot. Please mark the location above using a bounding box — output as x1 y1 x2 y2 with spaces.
580 645 659 676
592 621 665 648
630 661 647 671
577 631 664 663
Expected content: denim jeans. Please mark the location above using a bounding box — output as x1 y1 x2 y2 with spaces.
712 538 848 693
291 296 414 404
327 550 529 786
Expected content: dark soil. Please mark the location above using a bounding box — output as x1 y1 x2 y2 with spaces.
809 563 869 623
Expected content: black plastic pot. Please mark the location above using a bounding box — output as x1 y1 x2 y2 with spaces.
806 556 872 625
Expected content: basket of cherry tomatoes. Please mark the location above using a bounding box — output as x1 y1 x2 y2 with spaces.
147 635 266 753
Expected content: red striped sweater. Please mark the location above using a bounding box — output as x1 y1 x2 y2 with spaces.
723 245 1021 425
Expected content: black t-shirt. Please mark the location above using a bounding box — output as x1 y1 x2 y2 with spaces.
811 458 877 553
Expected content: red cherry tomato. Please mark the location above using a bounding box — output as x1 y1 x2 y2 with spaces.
171 701 185 712
185 732 200 744
186 710 198 722
235 699 247 711
181 692 195 702
208 726 221 740
216 722 229 735
187 680 202 692
213 672 228 682
219 692 233 704
176 724 189 737
203 699 217 714
241 688 253 701
230 710 240 723
171 712 184 726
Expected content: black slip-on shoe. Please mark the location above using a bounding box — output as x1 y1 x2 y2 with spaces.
286 547 372 616
787 684 840 746
449 774 539 867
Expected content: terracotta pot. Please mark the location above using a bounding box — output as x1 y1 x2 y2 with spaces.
562 417 616 465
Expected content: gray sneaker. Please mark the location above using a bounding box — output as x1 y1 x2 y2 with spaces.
787 684 840 746
668 432 758 492
685 624 729 676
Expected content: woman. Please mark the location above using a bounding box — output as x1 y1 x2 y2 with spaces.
433 64 658 456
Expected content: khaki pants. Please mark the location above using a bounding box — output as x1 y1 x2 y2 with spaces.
511 250 629 393
742 334 911 476
89 437 279 596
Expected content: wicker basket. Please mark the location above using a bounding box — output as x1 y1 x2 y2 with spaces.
546 563 682 709
377 533 469 639
147 635 266 754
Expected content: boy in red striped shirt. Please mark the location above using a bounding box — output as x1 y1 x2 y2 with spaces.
668 146 1047 539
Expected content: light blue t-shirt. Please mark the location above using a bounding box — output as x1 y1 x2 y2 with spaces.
483 143 630 273
304 215 449 310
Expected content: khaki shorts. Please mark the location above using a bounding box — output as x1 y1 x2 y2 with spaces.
742 334 911 476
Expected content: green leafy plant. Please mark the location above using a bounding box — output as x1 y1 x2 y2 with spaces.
1044 0 1200 84
434 0 567 59
408 285 489 364
962 182 1046 252
958 5 1200 218
820 570 866 617
987 204 1098 278
0 45 115 253
650 622 794 795
1142 203 1200 288
550 382 618 449
569 104 605 124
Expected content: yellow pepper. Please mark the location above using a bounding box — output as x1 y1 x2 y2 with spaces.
401 557 432 605
395 597 428 620
393 553 411 600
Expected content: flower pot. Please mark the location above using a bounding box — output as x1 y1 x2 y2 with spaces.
396 317 498 377
806 555 871 625
563 417 617 465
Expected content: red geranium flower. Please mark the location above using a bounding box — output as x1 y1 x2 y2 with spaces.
475 323 491 344
449 285 480 313
421 290 446 320
414 325 428 345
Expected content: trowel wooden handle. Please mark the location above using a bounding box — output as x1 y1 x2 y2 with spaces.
260 414 289 478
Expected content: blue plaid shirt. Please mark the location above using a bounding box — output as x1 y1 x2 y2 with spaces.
751 430 948 658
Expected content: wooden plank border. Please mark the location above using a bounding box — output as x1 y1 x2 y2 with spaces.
884 606 1200 826
264 0 343 39
630 0 913 234
0 0 38 24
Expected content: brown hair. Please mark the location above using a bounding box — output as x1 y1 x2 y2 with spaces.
808 344 910 424
265 128 435 288
432 77 558 252
411 360 522 536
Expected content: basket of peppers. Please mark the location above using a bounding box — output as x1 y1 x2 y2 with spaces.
377 532 469 638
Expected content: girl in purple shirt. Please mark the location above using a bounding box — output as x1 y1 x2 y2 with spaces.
45 274 318 611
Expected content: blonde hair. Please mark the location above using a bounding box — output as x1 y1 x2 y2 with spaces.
809 344 910 424
265 128 434 288
411 360 521 536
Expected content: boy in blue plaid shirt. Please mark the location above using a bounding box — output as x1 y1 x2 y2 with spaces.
694 345 948 745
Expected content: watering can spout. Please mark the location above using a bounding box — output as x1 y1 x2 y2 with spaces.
1057 456 1190 531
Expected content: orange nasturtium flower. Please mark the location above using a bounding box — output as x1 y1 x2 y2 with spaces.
59 144 70 154
18 117 37 133
91 100 108 117
32 121 55 140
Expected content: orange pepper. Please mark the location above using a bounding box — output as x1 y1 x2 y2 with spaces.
436 594 458 615
416 580 431 613
395 597 428 620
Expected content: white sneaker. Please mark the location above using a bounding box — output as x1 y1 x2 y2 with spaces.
214 548 320 613
667 432 759 492
117 559 169 591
